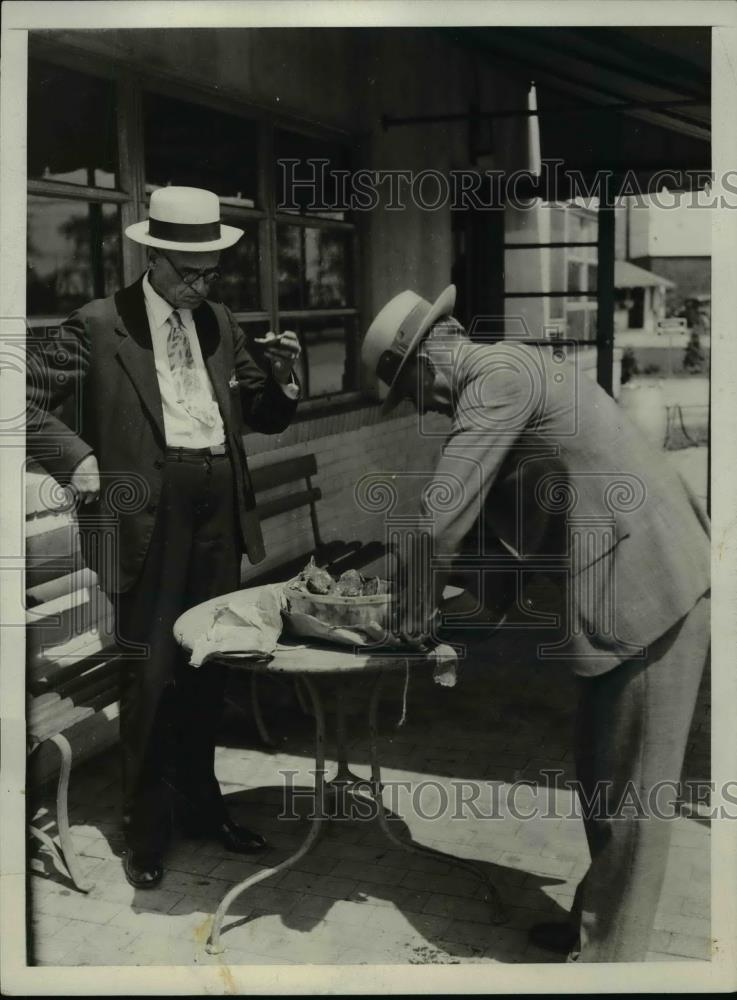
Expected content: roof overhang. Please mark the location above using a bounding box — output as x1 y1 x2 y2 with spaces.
441 27 711 191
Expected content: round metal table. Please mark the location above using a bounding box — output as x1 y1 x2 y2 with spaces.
174 586 508 955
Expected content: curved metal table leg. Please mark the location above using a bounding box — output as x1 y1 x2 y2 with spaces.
50 734 94 893
368 672 508 925
327 676 365 792
207 674 327 955
28 744 72 883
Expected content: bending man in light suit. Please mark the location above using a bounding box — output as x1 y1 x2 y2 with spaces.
27 187 301 889
361 284 710 962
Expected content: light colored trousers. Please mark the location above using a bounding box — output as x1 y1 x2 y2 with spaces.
570 593 710 962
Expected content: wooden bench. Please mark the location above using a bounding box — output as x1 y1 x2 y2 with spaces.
26 452 388 888
26 469 120 893
248 453 387 583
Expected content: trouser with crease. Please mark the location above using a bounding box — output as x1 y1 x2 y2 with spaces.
114 450 241 862
568 592 711 962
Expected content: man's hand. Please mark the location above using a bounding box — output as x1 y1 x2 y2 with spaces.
69 453 100 505
255 330 301 384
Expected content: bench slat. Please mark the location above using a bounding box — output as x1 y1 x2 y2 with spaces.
28 629 118 690
29 648 121 697
29 702 96 744
250 454 317 493
256 487 321 522
26 567 98 608
57 658 121 701
327 540 389 575
27 693 64 724
25 555 82 590
26 587 113 652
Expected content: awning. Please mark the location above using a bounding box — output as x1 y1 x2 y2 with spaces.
615 261 676 289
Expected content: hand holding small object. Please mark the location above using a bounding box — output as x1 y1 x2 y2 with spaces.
254 330 301 384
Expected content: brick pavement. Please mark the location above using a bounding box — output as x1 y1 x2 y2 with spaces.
27 647 711 967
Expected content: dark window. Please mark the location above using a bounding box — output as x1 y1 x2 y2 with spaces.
25 56 362 405
567 261 582 294
27 197 121 316
28 59 118 189
143 93 259 206
215 220 260 312
277 225 352 310
287 316 359 399
275 129 351 219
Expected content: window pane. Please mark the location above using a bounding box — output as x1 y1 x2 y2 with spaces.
278 225 352 309
27 197 121 317
143 93 258 206
216 221 260 312
505 205 562 245
567 261 583 294
549 296 566 320
276 225 303 309
305 229 351 308
287 316 358 398
574 210 598 244
565 306 597 343
275 130 351 219
505 248 584 294
28 58 117 189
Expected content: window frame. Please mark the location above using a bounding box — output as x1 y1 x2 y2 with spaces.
26 35 365 414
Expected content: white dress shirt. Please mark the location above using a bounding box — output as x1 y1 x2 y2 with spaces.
142 272 298 448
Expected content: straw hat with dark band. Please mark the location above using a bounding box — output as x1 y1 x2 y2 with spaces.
361 285 457 414
125 186 243 251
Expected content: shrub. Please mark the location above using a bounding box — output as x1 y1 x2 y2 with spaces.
643 362 662 375
683 331 707 374
620 347 639 385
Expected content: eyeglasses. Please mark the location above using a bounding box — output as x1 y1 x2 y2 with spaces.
161 252 221 287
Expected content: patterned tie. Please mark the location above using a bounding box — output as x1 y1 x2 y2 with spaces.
166 309 219 428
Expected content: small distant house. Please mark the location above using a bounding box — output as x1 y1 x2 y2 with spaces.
614 261 675 333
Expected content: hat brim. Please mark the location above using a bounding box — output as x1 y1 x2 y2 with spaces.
381 284 457 415
124 221 243 251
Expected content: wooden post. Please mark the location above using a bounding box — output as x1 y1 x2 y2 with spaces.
596 202 615 395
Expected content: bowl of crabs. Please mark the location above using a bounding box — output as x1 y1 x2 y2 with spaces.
283 558 393 642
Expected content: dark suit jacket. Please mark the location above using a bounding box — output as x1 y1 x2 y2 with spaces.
423 341 710 673
26 277 297 594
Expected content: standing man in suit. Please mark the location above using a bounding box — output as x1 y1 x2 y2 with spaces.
27 187 301 889
361 285 710 962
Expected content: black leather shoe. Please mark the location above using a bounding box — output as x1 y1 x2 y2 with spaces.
124 850 164 889
182 817 269 855
528 921 579 955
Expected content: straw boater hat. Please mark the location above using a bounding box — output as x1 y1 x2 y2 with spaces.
361 284 456 414
125 186 243 251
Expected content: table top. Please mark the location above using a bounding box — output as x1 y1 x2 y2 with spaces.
173 585 426 675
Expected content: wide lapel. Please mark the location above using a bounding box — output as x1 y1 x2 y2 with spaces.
193 300 233 431
113 278 167 444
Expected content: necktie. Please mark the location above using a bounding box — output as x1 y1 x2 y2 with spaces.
166 310 219 428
